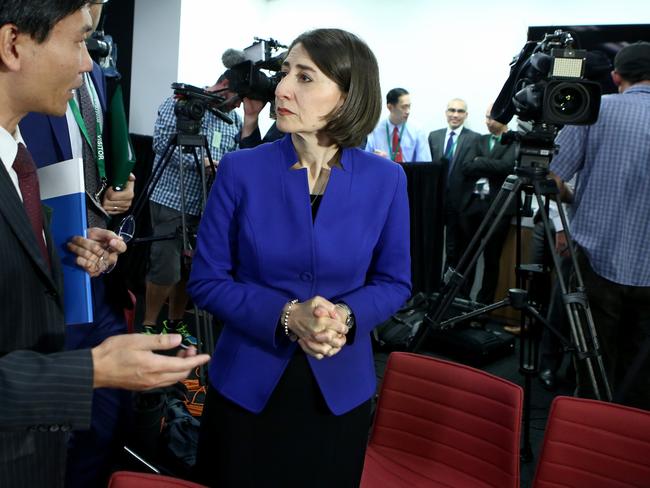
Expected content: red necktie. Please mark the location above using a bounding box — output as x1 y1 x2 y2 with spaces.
13 143 50 268
392 126 403 163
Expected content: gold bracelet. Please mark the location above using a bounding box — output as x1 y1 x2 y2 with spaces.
283 299 299 340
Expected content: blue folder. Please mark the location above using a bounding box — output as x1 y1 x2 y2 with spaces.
38 158 93 325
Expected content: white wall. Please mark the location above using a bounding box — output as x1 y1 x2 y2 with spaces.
129 0 182 135
130 0 650 136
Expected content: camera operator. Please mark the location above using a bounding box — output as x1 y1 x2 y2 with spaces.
143 68 252 345
550 41 650 409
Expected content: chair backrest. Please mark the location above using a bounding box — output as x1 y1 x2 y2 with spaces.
533 396 650 488
368 352 523 488
108 471 207 488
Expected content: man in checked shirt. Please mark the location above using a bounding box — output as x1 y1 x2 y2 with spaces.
550 41 650 410
144 68 261 346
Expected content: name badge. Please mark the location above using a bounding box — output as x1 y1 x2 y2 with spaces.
212 132 222 148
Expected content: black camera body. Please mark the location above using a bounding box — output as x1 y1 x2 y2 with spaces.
228 38 287 103
86 31 111 61
228 60 282 103
493 30 601 127
492 30 604 172
172 83 227 135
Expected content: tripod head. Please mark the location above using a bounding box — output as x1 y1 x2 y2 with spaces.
172 83 234 135
502 121 558 180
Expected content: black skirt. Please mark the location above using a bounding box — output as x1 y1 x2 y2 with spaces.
195 351 371 488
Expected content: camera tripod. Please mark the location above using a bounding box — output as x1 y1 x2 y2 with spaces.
127 132 218 356
409 140 612 462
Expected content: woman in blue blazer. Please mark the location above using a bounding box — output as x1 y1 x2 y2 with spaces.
188 28 411 487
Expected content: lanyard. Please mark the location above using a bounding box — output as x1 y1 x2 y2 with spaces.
385 122 406 162
68 76 106 184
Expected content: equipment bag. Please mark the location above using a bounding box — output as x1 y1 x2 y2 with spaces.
373 293 429 350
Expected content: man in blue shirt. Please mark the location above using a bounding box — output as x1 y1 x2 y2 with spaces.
550 42 650 409
365 88 431 162
143 71 243 344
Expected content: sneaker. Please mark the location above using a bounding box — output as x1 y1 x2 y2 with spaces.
171 320 199 348
142 323 170 335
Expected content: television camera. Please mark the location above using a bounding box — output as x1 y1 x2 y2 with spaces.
410 30 612 462
226 37 288 104
492 30 602 127
171 82 234 135
491 30 605 172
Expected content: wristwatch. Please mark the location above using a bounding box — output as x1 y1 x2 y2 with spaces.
336 303 355 330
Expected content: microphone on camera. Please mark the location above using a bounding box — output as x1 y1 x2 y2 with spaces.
222 49 247 69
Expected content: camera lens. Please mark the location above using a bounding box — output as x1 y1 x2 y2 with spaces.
551 84 586 115
542 80 601 125
543 81 592 123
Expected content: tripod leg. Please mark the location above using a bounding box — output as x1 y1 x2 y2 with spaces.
533 189 611 401
191 138 216 216
188 145 210 217
130 136 177 220
551 192 612 401
410 175 523 352
533 191 598 393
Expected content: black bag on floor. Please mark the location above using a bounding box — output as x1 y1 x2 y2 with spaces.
373 293 429 350
428 327 515 366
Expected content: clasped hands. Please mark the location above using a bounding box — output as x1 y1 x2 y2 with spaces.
286 296 350 360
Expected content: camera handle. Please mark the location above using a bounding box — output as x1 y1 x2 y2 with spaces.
409 164 612 462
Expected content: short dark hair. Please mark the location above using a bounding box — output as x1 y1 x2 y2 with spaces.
0 0 87 43
288 28 381 148
614 41 650 84
386 88 409 105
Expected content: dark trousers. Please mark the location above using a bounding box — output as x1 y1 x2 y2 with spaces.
574 249 650 410
444 209 474 299
459 209 512 304
64 277 132 488
529 220 571 373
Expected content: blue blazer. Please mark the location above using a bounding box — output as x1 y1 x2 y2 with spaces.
19 63 107 165
188 135 412 415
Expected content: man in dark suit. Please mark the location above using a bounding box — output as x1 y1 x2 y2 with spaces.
0 3 210 486
18 2 138 485
428 98 480 296
460 104 517 305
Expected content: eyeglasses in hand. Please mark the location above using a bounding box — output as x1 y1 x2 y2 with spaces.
116 214 136 244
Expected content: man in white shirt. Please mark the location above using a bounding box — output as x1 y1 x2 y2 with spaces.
428 98 480 295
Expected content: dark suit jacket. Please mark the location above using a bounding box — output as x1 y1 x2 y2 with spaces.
0 160 93 487
461 134 518 216
428 126 480 213
188 135 412 415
